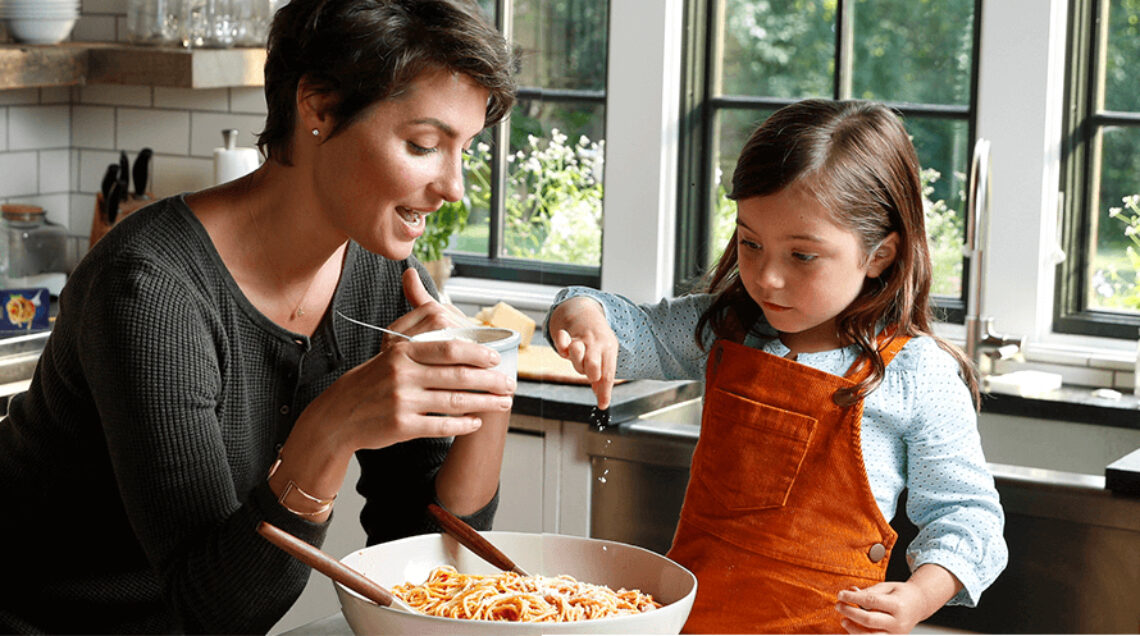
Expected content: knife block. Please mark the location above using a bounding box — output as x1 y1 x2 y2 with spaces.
90 192 155 249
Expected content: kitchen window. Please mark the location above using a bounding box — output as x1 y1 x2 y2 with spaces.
1055 0 1140 339
448 0 608 287
675 0 981 323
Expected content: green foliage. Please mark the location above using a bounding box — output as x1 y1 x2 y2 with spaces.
504 130 604 264
413 199 468 263
1094 194 1140 310
921 168 965 297
425 131 605 266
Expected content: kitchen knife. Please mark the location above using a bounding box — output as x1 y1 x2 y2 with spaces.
117 151 130 202
100 163 120 204
132 147 153 198
105 180 124 225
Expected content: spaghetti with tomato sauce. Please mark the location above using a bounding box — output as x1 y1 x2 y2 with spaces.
391 565 662 622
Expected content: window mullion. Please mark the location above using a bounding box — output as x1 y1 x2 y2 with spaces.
835 0 853 99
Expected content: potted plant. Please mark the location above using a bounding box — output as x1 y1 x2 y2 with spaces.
413 198 468 292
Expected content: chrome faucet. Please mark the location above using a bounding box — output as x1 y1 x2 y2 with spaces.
963 138 1024 377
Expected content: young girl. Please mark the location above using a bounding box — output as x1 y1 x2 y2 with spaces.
546 99 1007 634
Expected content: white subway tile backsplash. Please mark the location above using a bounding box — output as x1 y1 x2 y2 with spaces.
9 106 71 150
82 0 127 13
70 193 98 236
1112 371 1134 393
151 155 213 197
39 150 71 193
80 85 152 107
72 106 116 149
0 108 7 152
40 87 72 105
20 193 72 226
0 152 39 198
0 89 40 106
71 150 81 191
117 108 190 155
230 88 268 114
79 149 123 194
190 112 266 157
72 14 118 42
155 87 230 112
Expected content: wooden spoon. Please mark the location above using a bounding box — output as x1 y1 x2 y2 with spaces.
427 503 531 576
256 521 416 613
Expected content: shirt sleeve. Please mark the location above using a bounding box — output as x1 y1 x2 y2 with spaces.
79 254 323 633
545 286 714 381
900 341 1008 607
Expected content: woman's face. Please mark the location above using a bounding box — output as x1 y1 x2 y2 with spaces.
735 184 891 353
312 67 490 260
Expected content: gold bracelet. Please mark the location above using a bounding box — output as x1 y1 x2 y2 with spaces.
267 455 337 518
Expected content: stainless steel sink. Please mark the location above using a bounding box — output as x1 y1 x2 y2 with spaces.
586 397 703 554
0 330 49 399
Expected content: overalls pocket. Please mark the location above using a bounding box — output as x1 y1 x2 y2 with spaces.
694 387 817 511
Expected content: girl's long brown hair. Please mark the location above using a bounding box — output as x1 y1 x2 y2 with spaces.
696 99 979 407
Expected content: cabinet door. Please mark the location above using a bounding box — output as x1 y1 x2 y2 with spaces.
495 429 545 532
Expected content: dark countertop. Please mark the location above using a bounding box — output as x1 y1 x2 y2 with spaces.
981 385 1140 430
512 379 703 425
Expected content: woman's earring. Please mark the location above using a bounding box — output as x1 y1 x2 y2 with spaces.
311 128 320 137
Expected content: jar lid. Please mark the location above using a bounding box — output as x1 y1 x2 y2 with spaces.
1 204 45 223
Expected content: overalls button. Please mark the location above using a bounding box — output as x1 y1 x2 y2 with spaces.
868 543 887 563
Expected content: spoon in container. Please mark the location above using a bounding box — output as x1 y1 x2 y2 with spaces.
427 503 531 576
335 311 413 341
256 522 417 613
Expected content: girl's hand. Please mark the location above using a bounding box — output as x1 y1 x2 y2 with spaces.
548 296 618 409
834 582 934 634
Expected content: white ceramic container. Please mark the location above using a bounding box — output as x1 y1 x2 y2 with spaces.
411 326 520 382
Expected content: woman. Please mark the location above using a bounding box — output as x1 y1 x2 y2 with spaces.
0 0 517 632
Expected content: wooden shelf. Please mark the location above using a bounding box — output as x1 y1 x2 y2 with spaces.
0 42 265 90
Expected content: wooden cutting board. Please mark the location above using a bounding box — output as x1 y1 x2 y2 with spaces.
517 345 591 384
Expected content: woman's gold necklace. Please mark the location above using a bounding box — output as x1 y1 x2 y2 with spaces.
247 208 320 321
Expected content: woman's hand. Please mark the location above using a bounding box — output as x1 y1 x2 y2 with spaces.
548 296 618 409
302 269 513 451
834 565 961 634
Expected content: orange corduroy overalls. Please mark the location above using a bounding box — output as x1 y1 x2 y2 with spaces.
666 334 910 634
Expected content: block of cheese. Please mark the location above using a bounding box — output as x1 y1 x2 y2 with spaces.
475 301 535 348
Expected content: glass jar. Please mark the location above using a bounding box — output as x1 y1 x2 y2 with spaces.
1 205 77 293
234 0 273 47
127 0 183 46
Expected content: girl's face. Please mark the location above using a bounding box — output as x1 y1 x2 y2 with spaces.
735 184 896 353
312 67 489 260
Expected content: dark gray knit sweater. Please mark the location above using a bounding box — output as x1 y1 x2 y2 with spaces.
0 196 495 634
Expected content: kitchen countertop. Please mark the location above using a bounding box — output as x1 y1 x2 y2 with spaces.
1 323 1136 430
512 378 702 424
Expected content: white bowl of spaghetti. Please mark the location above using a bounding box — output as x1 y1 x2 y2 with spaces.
334 531 697 635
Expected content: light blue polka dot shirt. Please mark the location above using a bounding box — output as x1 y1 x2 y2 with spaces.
549 287 1008 607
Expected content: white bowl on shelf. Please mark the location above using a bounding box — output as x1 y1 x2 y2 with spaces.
6 17 77 44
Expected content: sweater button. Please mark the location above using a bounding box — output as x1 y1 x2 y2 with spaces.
280 405 290 415
868 543 887 563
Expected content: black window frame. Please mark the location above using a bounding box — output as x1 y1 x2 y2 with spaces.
674 0 984 326
1054 0 1140 339
449 0 607 289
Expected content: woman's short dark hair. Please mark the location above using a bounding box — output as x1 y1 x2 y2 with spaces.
258 0 518 164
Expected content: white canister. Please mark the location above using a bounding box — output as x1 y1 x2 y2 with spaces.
213 129 261 185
